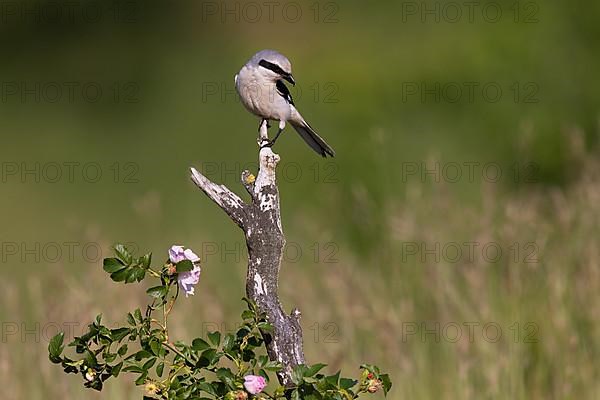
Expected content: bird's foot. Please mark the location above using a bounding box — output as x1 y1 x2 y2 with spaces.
258 119 271 132
260 139 275 148
260 128 283 149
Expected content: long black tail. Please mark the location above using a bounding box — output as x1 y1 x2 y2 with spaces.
290 120 335 157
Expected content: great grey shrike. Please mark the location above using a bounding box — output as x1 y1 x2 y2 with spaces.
235 49 335 157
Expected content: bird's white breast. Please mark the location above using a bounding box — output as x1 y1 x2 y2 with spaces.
235 66 290 121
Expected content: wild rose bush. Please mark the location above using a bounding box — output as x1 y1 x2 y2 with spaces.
48 244 391 399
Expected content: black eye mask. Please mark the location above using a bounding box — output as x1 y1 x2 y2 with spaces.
258 59 289 77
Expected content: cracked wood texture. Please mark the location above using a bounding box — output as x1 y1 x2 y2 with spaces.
190 124 305 386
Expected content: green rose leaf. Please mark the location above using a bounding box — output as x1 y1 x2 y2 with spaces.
222 334 235 352
84 350 98 367
380 373 392 395
292 365 307 385
140 253 152 269
192 338 211 351
111 361 123 377
114 244 133 264
149 340 162 356
305 363 327 377
142 357 157 371
135 371 148 385
264 360 283 372
125 268 139 284
176 259 194 272
215 367 235 388
118 344 128 356
156 362 165 377
325 370 340 386
340 378 357 390
196 348 218 368
103 258 125 273
134 350 153 361
111 328 130 342
48 332 65 362
208 331 221 346
201 348 218 364
197 382 217 396
133 267 146 282
110 268 130 282
146 285 168 299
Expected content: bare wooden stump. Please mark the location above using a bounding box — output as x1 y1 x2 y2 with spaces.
190 122 305 386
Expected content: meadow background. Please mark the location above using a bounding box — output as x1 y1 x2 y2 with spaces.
1 0 599 398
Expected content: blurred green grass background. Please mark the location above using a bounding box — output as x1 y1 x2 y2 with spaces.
1 0 599 398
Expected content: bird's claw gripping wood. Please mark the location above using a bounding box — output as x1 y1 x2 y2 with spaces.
258 118 271 132
256 119 270 147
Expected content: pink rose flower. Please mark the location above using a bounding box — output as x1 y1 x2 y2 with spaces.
243 375 266 395
169 245 200 264
169 245 201 297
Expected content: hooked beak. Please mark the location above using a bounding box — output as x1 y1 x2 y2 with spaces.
284 73 295 86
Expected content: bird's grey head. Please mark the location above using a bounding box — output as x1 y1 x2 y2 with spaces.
249 49 295 86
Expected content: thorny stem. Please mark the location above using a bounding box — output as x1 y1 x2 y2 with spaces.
150 318 167 330
166 285 179 315
163 284 179 341
169 364 188 383
163 302 168 341
160 342 195 369
147 268 162 278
